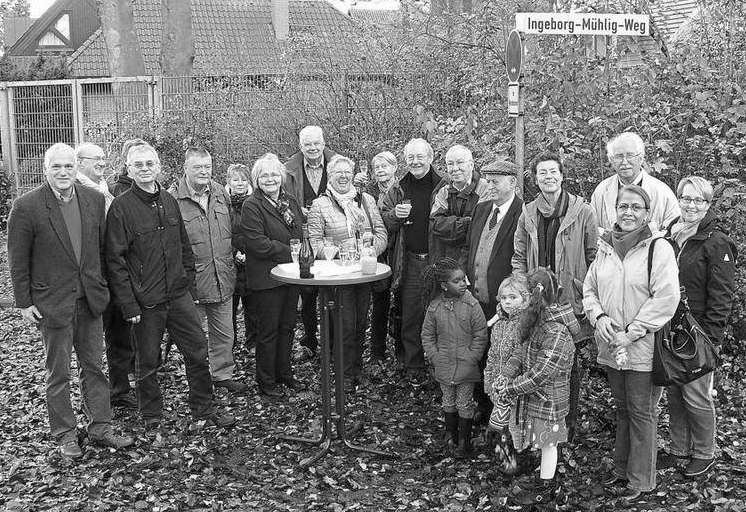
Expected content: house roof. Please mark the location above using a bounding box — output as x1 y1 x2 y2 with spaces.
348 7 401 26
68 0 359 77
8 0 73 55
649 0 698 40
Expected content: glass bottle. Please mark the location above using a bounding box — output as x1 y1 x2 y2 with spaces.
299 223 315 279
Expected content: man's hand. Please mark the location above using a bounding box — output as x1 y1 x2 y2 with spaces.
127 315 141 324
394 203 412 219
20 305 42 323
234 251 246 265
301 207 310 218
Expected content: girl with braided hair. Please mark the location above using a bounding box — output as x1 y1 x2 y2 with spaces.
497 267 579 506
420 257 488 459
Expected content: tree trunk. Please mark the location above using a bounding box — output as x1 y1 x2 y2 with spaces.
160 0 194 76
98 0 146 76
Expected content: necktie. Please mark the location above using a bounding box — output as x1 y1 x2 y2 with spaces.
489 207 500 230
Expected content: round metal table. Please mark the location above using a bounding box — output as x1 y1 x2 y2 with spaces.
271 261 394 467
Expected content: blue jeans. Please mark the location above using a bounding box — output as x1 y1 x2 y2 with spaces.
41 298 111 443
667 372 716 459
131 292 215 421
606 366 663 492
197 297 235 382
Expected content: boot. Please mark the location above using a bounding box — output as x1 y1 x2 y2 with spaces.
444 411 459 449
509 478 556 506
454 416 473 459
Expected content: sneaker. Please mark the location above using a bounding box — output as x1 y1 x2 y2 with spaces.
406 370 427 388
509 479 556 506
293 346 315 363
214 379 248 393
684 457 716 477
618 486 651 503
278 377 306 390
602 473 629 486
90 431 135 449
144 419 161 440
203 412 237 429
259 385 283 397
657 450 687 470
59 440 83 459
111 392 137 409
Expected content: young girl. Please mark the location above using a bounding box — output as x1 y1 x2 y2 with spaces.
496 268 578 506
482 274 530 473
421 257 488 459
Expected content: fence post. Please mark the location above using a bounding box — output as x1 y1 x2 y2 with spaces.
72 79 84 144
0 85 13 184
149 76 162 118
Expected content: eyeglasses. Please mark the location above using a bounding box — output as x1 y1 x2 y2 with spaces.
611 152 643 163
446 159 472 169
679 196 708 206
129 161 158 170
616 203 647 213
79 156 106 162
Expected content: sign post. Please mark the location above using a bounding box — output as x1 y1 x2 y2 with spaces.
505 29 524 196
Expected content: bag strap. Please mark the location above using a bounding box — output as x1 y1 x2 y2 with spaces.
648 236 690 310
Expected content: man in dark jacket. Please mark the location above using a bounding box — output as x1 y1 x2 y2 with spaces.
284 126 336 362
106 144 235 435
461 160 524 423
8 143 134 459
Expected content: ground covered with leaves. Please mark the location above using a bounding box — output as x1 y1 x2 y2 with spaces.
1 229 744 512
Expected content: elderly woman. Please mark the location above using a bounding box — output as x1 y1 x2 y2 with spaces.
657 176 737 477
583 185 680 501
364 151 399 363
226 164 257 351
240 154 303 397
308 155 388 389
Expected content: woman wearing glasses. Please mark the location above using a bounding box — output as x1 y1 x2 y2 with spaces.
657 177 737 477
583 185 680 502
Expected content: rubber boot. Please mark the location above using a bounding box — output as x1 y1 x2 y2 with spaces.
444 411 459 449
454 416 473 459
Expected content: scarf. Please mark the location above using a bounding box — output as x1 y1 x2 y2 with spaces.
611 223 652 260
670 219 700 249
328 187 366 238
76 173 114 212
536 190 569 270
230 193 248 214
264 187 295 229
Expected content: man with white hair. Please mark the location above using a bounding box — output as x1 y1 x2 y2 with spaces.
8 143 134 459
285 125 336 362
590 132 678 231
75 142 114 211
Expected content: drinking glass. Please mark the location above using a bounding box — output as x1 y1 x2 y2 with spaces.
289 238 301 263
402 198 413 226
322 236 338 261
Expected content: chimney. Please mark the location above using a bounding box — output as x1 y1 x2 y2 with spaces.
272 0 289 41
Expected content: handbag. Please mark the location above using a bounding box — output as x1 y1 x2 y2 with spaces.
647 239 720 386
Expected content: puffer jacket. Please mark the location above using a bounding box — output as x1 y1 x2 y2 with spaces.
583 225 680 371
501 303 579 421
511 192 598 316
168 177 236 303
307 190 387 256
483 309 522 401
421 290 488 384
229 193 250 296
666 211 737 343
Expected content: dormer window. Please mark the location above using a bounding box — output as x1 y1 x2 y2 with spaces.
39 13 70 48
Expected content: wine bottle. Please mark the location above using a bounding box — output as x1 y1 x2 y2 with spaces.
299 223 315 279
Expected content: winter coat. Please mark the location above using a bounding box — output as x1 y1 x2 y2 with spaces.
583 225 681 371
666 211 737 343
430 172 491 260
590 169 679 232
307 190 388 256
483 310 522 401
229 193 250 296
421 290 488 385
512 192 598 316
501 303 579 421
108 173 133 197
284 148 337 208
168 177 236 304
240 188 303 291
379 167 445 292
364 179 397 268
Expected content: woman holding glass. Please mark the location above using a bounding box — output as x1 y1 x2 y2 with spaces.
657 176 737 477
240 154 304 397
307 155 388 390
583 185 680 501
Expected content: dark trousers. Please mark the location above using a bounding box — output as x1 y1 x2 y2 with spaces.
400 253 429 372
333 284 371 378
369 287 390 358
130 292 215 421
104 301 134 398
253 285 299 390
232 292 258 345
300 287 319 352
476 300 496 418
41 298 111 443
567 350 580 440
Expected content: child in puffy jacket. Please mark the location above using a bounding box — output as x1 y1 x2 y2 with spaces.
421 257 488 459
495 268 578 507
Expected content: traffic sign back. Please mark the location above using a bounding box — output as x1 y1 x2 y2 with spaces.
506 29 523 83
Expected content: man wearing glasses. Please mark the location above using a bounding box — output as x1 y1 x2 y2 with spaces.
75 143 114 211
105 144 236 437
590 132 678 232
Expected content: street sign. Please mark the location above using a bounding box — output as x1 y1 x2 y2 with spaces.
505 29 523 84
508 83 521 117
516 12 649 36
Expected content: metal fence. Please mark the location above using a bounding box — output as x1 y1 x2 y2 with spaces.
0 72 465 195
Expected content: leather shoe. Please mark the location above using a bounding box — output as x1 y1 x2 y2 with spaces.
602 473 629 486
260 386 283 397
293 346 315 363
278 377 306 390
684 457 716 477
90 432 135 449
59 440 82 459
111 392 137 409
657 450 687 470
215 379 248 393
203 412 237 428
618 487 651 503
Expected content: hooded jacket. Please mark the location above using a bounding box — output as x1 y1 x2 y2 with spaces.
666 210 737 343
583 224 681 371
483 309 521 402
501 303 579 421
